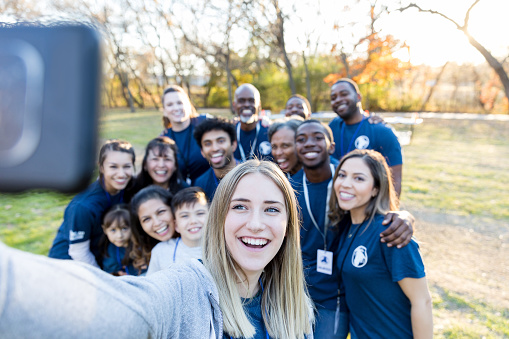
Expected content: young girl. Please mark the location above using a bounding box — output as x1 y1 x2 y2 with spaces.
126 137 188 202
100 204 137 276
129 185 176 273
3 160 314 338
147 187 208 275
48 139 135 268
329 149 432 338
161 85 211 184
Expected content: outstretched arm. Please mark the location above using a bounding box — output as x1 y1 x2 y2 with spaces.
398 277 433 339
380 211 415 248
390 164 402 198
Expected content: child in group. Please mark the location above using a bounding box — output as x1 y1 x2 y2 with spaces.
129 185 176 273
100 204 138 276
48 139 135 267
147 187 208 275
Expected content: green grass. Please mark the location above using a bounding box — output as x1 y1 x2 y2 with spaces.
431 285 509 338
402 119 509 220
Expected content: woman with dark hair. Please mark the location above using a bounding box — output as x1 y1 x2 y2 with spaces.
330 149 432 338
125 136 188 202
161 85 211 184
48 139 135 268
129 185 175 273
268 118 303 177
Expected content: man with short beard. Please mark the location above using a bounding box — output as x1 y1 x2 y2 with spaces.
291 119 412 338
329 78 403 196
233 84 273 162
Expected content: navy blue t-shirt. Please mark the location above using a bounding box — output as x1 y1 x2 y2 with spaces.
102 243 137 276
48 180 124 260
291 169 340 310
194 168 219 202
234 121 273 162
329 117 402 166
224 290 270 339
162 115 210 183
337 214 425 338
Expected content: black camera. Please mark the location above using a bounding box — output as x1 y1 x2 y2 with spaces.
0 24 101 192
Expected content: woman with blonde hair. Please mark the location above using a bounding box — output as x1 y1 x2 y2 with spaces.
1 160 314 338
330 149 432 338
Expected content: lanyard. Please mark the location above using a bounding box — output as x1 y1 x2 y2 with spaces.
169 125 193 174
340 117 367 158
302 164 335 251
172 237 181 263
237 121 260 162
115 246 130 275
337 220 364 276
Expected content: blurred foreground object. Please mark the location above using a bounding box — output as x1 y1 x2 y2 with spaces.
0 24 101 193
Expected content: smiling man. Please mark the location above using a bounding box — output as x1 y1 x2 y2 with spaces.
233 84 273 162
291 119 413 338
329 78 403 196
193 117 238 201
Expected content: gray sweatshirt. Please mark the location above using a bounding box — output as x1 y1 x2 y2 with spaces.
0 242 222 338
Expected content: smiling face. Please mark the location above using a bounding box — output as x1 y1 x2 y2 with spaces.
334 157 378 224
104 219 131 248
234 86 260 125
145 148 176 188
295 122 335 170
101 151 134 195
224 173 287 281
330 82 361 123
163 91 192 125
271 127 300 175
174 199 209 247
137 198 175 242
285 97 310 119
200 129 237 170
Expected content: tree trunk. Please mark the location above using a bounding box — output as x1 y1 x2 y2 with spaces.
464 32 509 113
302 51 312 111
420 62 448 111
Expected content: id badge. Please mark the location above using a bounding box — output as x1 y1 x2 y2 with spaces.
316 249 333 275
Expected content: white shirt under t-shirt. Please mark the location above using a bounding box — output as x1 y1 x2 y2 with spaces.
147 238 202 275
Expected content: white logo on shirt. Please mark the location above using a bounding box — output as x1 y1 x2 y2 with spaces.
352 246 368 268
259 141 272 155
69 230 85 241
355 136 370 149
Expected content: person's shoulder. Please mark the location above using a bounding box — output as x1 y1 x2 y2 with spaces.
290 170 304 191
329 116 343 128
194 168 213 186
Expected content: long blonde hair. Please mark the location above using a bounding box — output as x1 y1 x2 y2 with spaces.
329 149 399 228
203 160 313 338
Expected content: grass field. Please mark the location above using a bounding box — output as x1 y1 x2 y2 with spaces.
1 109 508 337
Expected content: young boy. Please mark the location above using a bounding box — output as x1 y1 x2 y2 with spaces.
146 187 209 275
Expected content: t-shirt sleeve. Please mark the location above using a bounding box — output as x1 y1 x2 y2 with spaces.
381 238 425 282
67 203 96 245
376 125 403 167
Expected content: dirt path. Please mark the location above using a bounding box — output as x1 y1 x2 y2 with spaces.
408 205 509 309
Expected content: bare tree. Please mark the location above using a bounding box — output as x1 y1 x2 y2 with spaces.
399 0 509 113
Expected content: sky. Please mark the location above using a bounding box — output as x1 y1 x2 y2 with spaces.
285 0 509 67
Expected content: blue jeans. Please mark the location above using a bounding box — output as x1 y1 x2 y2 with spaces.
313 308 349 339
